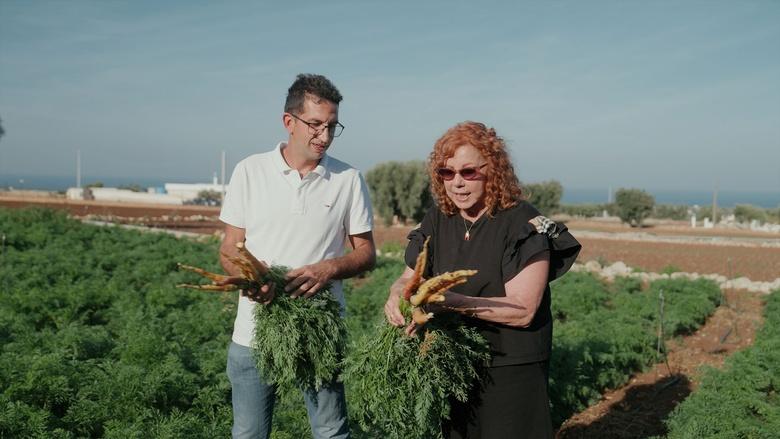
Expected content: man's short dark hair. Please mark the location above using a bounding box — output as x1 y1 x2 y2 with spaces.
284 74 343 115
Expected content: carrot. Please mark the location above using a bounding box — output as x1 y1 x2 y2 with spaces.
409 270 477 306
236 241 269 277
177 243 266 292
403 236 430 300
176 263 234 284
412 307 434 325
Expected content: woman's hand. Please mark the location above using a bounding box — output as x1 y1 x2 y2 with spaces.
384 292 406 326
385 266 417 327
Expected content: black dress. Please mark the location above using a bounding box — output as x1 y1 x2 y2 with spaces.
404 202 581 439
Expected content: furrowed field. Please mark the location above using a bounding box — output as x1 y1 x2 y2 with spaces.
1 208 773 438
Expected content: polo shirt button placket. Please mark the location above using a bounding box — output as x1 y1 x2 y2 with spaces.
292 181 305 215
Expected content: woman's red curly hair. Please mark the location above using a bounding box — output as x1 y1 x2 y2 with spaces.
428 121 524 216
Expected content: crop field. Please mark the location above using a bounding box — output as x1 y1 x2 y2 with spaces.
2 207 768 438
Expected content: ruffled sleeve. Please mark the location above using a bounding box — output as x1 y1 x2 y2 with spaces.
501 215 582 283
404 208 435 278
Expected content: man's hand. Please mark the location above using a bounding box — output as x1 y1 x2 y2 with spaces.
211 274 276 305
240 282 276 305
285 260 337 299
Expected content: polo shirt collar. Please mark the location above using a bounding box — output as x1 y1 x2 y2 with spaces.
274 142 330 179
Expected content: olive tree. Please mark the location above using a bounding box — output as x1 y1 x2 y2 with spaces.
365 161 432 225
524 180 563 215
614 188 655 227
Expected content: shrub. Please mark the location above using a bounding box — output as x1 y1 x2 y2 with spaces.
734 204 770 224
653 204 689 220
558 203 610 218
614 188 655 227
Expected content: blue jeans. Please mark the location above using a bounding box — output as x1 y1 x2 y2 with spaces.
226 342 350 439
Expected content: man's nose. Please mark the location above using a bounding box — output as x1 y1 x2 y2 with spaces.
315 127 332 143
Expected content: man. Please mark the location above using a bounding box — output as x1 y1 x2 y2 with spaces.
219 74 375 439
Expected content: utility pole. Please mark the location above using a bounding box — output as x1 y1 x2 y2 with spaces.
76 149 82 188
712 182 719 224
221 150 226 196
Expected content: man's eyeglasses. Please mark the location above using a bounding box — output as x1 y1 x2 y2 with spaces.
288 113 345 138
436 163 487 181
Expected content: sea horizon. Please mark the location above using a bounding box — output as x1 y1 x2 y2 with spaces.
1 173 778 209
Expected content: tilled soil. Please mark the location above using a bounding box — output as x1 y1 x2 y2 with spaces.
576 236 780 282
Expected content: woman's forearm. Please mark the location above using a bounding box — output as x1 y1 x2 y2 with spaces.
442 292 538 328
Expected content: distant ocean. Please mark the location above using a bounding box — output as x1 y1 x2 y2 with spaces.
2 174 179 192
562 188 779 209
2 174 778 209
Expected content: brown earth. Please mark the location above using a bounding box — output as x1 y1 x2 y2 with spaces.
565 218 779 240
576 237 780 282
0 195 220 218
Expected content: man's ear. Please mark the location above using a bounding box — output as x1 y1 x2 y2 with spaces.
282 113 294 135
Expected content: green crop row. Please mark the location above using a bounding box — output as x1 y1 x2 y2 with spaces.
0 208 725 437
548 272 722 426
0 208 234 438
659 290 780 438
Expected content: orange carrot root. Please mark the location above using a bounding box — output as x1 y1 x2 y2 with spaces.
403 236 430 300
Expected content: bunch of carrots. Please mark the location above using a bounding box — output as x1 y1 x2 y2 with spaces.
343 238 490 438
177 242 345 391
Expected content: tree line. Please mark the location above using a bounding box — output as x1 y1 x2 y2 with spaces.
365 161 780 227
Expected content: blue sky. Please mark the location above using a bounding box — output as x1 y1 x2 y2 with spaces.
1 0 779 193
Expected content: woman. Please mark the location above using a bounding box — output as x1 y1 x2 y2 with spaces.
384 121 581 438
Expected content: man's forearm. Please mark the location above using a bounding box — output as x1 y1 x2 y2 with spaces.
329 243 376 280
219 224 248 277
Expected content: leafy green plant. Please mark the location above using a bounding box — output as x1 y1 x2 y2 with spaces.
0 208 233 437
614 188 655 227
660 264 682 275
344 316 490 439
251 267 346 391
551 272 610 321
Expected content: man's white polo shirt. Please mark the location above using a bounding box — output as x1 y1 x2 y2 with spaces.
219 142 373 347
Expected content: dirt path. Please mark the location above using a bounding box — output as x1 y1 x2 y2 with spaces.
555 288 765 438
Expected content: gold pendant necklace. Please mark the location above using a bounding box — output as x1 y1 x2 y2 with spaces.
463 217 477 241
